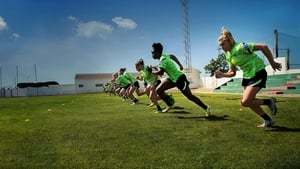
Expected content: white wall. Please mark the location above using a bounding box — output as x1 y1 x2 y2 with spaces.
185 68 201 89
75 78 110 94
1 84 76 98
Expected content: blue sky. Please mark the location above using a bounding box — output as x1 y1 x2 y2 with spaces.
0 0 299 87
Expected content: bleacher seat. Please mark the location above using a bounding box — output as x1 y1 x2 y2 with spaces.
214 73 300 94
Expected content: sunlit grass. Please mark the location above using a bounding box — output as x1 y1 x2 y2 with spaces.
0 93 299 169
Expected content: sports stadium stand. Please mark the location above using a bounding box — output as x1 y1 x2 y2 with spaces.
214 73 300 94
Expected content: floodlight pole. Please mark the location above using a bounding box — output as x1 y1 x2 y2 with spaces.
182 0 192 73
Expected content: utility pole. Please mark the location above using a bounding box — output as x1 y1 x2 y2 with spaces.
16 66 19 96
274 29 278 58
34 64 38 96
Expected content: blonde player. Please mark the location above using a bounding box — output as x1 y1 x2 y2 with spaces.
215 28 281 127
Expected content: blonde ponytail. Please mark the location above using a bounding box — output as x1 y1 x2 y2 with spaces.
218 27 235 45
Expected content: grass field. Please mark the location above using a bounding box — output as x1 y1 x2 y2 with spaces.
0 93 299 169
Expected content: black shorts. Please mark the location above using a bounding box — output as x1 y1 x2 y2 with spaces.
167 74 190 91
133 81 140 89
154 80 161 87
242 69 267 88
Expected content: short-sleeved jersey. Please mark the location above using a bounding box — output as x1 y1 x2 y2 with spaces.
139 66 159 85
116 75 130 88
124 72 138 83
159 54 183 83
226 42 266 79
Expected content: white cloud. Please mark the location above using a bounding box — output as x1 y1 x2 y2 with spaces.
112 16 137 30
0 16 8 30
11 33 20 40
68 15 77 22
75 21 113 38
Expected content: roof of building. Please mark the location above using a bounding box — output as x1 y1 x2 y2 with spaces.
75 73 113 79
75 73 140 80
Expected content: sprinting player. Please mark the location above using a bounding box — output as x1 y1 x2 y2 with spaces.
151 42 211 116
215 28 282 127
111 79 117 96
135 58 163 113
103 83 111 95
112 72 129 101
119 68 139 105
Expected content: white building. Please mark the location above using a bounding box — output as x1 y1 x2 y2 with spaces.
184 68 201 89
75 73 113 94
74 68 202 94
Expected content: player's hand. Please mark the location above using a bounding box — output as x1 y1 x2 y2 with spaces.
271 61 282 71
179 65 184 71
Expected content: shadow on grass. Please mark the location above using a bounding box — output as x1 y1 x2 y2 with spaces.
160 106 190 114
225 98 241 100
177 115 229 121
225 98 286 103
172 106 185 110
265 125 300 132
171 110 192 114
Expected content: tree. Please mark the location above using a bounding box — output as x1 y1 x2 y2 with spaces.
204 53 228 76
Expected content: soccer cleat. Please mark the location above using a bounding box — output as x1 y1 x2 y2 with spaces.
148 103 154 107
257 120 274 128
206 106 212 117
162 106 172 113
154 109 162 114
268 97 277 115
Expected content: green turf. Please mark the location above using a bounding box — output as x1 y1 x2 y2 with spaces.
0 93 299 169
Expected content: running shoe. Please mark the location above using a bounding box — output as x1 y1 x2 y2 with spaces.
162 106 172 113
148 103 154 107
257 119 274 128
206 106 212 117
155 109 162 114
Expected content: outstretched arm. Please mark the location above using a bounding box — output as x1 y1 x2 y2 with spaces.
170 54 184 70
253 43 282 71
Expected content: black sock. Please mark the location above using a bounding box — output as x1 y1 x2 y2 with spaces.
133 98 138 103
203 105 208 110
263 99 271 105
261 114 271 120
162 96 173 106
157 105 162 111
